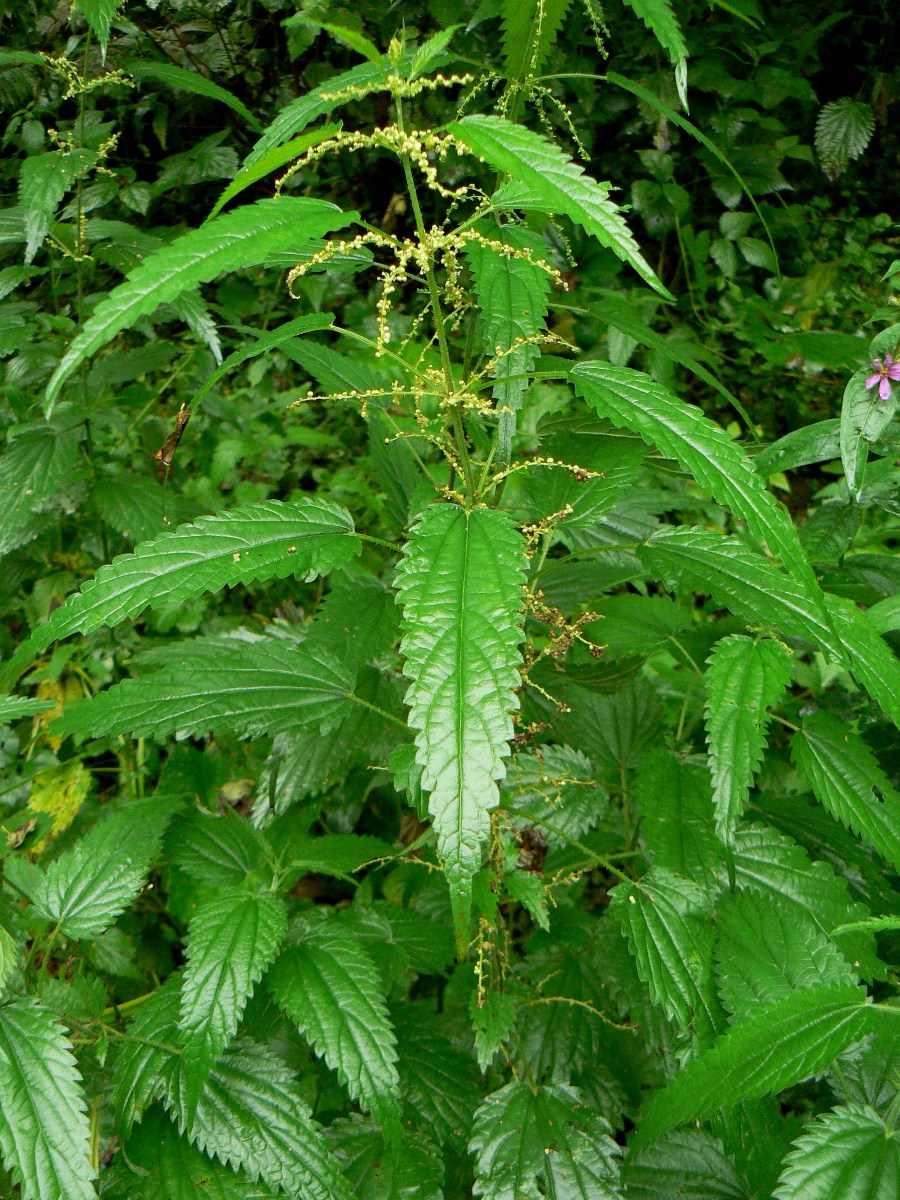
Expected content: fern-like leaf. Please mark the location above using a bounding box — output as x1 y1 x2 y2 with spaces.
791 713 900 871
5 495 358 684
705 635 792 843
45 197 355 413
52 635 354 742
634 985 872 1149
0 996 95 1200
469 1080 621 1200
179 891 287 1113
269 923 401 1134
775 1103 899 1199
394 503 526 949
450 115 669 297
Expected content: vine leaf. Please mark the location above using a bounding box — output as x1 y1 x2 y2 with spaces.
469 1080 621 1200
394 503 527 951
449 114 670 297
774 1103 899 1199
179 890 287 1116
0 996 96 1200
45 197 355 413
4 495 358 686
634 984 872 1150
791 713 900 871
51 635 354 743
704 635 792 844
269 923 401 1137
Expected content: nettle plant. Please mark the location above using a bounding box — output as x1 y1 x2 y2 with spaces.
3 7 900 1200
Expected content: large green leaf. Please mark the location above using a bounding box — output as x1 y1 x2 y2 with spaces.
5 495 358 685
840 368 897 500
394 503 526 949
572 362 819 591
634 750 722 897
714 891 856 1022
179 891 287 1113
610 867 724 1044
0 424 82 561
394 1010 480 1149
792 713 900 871
634 985 872 1149
465 223 551 416
704 636 792 844
269 924 400 1134
208 127 341 220
624 1129 748 1200
0 997 95 1200
122 1106 278 1200
775 1103 900 1199
52 635 354 742
126 61 261 131
113 977 183 1135
190 314 334 406
622 0 689 106
45 197 355 413
470 1080 621 1200
501 0 573 83
169 1041 353 1200
450 115 669 297
326 1118 444 1200
73 0 123 54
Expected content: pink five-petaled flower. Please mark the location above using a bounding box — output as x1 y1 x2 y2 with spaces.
865 354 900 401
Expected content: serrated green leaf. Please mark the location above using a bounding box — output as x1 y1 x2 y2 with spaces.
31 807 159 939
610 867 725 1043
394 503 526 948
621 0 689 107
0 695 53 722
5 495 358 684
503 743 606 848
393 1009 480 1148
166 809 271 888
208 127 341 220
841 368 897 500
470 1080 621 1200
714 891 855 1022
573 362 818 591
19 153 72 263
51 635 354 742
45 198 355 413
705 636 792 844
0 924 17 995
125 61 261 131
823 595 900 732
471 989 518 1071
179 891 286 1111
830 1019 900 1113
113 977 183 1135
635 985 871 1149
269 924 400 1133
191 314 334 404
792 714 900 871
73 0 123 55
634 750 721 897
775 1103 899 1199
816 98 875 179
731 822 879 977
0 424 82 561
624 1129 749 1200
122 1106 278 1200
451 115 668 297
501 0 572 82
0 996 96 1200
465 223 552 418
327 1116 444 1200
169 1041 353 1200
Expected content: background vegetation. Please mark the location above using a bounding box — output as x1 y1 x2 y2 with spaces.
1 1 899 1197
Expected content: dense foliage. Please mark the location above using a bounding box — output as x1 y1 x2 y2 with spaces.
1 1 900 1197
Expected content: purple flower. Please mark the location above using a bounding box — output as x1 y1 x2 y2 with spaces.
865 354 900 401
